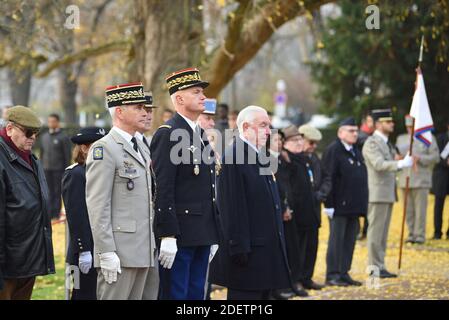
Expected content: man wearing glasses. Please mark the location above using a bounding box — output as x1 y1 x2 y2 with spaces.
295 124 331 291
0 106 55 300
322 118 368 287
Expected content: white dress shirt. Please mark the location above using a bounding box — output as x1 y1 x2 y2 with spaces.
112 127 144 162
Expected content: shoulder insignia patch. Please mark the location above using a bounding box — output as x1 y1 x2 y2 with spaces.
158 125 172 129
93 146 104 160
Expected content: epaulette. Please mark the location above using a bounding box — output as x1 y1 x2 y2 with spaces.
158 125 172 129
65 163 79 171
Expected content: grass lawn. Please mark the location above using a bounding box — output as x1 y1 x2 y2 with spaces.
32 195 449 300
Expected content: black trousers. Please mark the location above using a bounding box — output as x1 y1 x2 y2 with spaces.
297 228 319 283
434 195 449 237
44 169 64 219
71 268 97 300
326 216 359 281
227 288 270 300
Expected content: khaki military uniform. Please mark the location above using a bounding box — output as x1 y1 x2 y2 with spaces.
86 128 158 300
396 134 439 242
362 133 399 270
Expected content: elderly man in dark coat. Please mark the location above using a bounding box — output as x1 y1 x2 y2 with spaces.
0 106 55 300
209 106 290 300
322 118 368 287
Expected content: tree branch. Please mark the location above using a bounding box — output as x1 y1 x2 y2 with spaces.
35 39 132 78
205 0 334 97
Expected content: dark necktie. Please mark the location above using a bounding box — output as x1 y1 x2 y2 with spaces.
131 137 138 152
349 147 356 157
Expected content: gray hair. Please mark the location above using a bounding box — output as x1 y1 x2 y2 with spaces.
236 105 267 133
108 106 128 119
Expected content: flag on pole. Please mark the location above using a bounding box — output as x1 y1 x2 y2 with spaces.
409 67 433 146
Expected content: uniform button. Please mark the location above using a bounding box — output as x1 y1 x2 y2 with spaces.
158 208 161 212
212 184 215 188
78 238 81 241
80 247 83 250
213 198 216 202
185 210 189 214
117 227 121 230
276 205 279 209
210 170 213 174
169 207 172 210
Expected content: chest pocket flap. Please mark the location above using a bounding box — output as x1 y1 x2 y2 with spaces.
112 219 136 233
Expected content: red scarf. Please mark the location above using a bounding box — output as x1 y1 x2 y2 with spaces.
0 128 32 167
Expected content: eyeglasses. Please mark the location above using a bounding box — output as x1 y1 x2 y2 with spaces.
12 123 40 138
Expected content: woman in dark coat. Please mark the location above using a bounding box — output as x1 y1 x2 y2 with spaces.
62 127 105 300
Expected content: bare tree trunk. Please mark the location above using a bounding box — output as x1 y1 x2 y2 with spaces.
59 65 78 125
132 0 203 130
8 67 32 106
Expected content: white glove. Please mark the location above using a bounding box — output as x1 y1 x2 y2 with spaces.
99 252 121 284
397 153 413 169
324 208 335 219
78 251 92 274
209 244 219 263
159 237 178 269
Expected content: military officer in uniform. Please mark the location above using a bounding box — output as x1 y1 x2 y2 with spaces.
150 68 219 300
396 115 439 244
362 109 414 278
136 91 158 151
63 127 106 300
86 82 158 300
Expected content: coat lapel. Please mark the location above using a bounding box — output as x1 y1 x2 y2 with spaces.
110 130 146 167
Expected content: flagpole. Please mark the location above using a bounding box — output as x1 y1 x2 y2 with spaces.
398 35 423 274
418 35 424 65
398 117 415 273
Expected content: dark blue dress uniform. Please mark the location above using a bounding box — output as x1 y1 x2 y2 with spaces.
209 138 290 299
322 138 368 284
62 127 105 300
150 112 219 300
62 163 97 300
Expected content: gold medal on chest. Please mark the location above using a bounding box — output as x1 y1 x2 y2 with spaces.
194 164 200 175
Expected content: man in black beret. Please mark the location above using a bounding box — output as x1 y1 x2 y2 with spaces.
322 117 368 286
0 106 55 300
